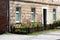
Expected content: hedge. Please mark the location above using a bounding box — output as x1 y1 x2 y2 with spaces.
10 21 60 34
10 22 43 34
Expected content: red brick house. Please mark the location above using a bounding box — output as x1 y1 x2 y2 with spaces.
0 0 8 33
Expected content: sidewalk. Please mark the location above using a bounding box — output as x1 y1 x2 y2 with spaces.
0 30 60 40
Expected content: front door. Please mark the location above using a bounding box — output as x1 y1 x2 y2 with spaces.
43 9 47 29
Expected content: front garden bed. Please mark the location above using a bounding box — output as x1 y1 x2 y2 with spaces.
10 21 60 34
10 22 44 34
11 27 44 34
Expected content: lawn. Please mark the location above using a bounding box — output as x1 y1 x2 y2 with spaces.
27 29 60 35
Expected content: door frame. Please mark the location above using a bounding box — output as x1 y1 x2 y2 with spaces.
42 7 48 25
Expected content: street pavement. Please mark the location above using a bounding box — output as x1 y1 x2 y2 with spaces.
0 30 60 40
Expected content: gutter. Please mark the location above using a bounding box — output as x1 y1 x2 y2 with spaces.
8 0 11 32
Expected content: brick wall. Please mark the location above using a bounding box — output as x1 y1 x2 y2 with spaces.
0 0 8 32
10 1 60 24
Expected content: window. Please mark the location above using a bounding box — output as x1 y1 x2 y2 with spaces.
53 9 56 20
31 7 35 22
53 0 59 2
16 7 21 23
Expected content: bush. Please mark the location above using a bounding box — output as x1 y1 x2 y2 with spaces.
11 24 15 28
53 20 60 26
52 20 60 29
49 20 60 29
47 24 55 29
30 22 42 28
10 22 43 34
29 22 42 32
20 24 29 28
10 24 16 32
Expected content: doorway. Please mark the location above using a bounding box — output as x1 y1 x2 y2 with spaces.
43 9 47 29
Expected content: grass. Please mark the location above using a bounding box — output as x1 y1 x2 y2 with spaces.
2 28 60 35
27 29 60 35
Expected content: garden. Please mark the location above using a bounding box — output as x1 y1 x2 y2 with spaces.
10 20 60 34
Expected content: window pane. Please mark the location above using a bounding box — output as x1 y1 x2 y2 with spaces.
16 13 19 21
31 8 35 13
31 8 35 22
16 7 21 22
53 9 56 20
16 7 20 11
53 14 56 20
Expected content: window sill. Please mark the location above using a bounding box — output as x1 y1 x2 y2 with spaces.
31 21 34 22
16 21 21 24
16 21 19 23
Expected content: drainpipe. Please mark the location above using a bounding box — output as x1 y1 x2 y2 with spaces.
8 0 11 32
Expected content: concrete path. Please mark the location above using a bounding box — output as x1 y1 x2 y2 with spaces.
0 30 60 40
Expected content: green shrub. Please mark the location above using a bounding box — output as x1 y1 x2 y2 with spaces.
30 22 37 28
20 24 29 28
53 20 60 26
10 22 43 33
11 22 42 28
55 20 60 25
30 22 42 28
50 20 60 29
10 24 16 29
37 22 42 27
